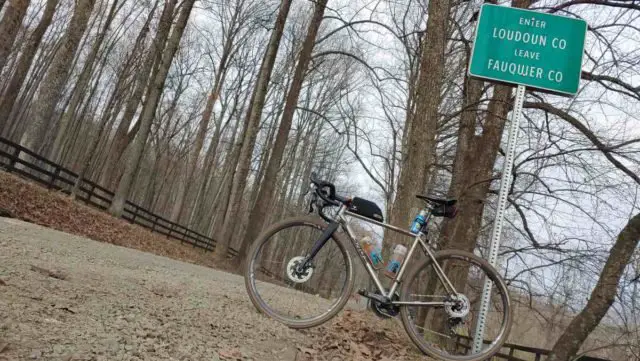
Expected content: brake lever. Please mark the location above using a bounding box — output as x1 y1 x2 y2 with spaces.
308 192 318 213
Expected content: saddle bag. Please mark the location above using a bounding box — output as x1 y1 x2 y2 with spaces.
349 197 384 222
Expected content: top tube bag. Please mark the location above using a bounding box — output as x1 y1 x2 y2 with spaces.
348 197 384 222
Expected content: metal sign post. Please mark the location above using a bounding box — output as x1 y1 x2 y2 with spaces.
466 3 586 354
472 84 526 352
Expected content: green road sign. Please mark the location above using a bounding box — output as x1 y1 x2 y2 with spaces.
468 4 587 95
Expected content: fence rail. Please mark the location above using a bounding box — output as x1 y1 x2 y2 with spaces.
455 335 610 361
0 137 238 257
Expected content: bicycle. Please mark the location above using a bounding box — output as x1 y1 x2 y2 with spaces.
244 173 512 361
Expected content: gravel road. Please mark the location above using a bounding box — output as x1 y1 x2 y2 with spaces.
0 217 424 361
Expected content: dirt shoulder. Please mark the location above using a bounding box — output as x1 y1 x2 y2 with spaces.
0 171 218 269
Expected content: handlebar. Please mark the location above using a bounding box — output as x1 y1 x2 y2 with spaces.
308 172 351 222
310 172 339 206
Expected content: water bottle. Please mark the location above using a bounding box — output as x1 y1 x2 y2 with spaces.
360 236 383 269
410 209 428 233
384 244 408 278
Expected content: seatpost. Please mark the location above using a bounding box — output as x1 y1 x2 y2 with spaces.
424 208 433 223
421 207 433 233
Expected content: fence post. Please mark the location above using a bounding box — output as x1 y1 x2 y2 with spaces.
7 146 20 173
87 183 96 202
187 229 197 248
48 166 61 189
131 205 138 223
151 215 158 232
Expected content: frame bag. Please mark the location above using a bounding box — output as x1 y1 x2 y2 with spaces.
349 197 384 222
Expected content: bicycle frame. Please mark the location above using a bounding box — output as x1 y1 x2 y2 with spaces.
322 204 459 306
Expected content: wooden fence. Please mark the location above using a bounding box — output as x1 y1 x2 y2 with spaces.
0 137 238 257
456 335 611 361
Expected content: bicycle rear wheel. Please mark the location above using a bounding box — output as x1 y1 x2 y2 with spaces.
400 250 512 361
244 216 354 328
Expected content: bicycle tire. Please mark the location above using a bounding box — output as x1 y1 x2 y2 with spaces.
399 250 513 361
243 216 354 329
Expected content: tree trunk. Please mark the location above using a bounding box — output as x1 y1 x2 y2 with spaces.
0 0 31 72
20 0 96 153
188 88 242 228
0 0 31 73
172 17 237 223
108 0 195 216
441 0 531 252
387 0 450 243
69 45 133 198
187 112 230 227
548 213 640 361
5 38 60 140
49 0 120 162
0 0 58 133
99 0 168 188
214 0 293 262
246 77 290 208
235 0 328 262
443 85 510 252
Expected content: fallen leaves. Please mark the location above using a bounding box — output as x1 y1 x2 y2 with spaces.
295 310 418 361
0 172 218 269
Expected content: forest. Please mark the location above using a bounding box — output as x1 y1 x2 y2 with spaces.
0 0 639 359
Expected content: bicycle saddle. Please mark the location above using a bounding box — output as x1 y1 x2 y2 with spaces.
416 195 457 207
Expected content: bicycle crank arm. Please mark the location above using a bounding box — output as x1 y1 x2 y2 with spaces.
357 289 391 304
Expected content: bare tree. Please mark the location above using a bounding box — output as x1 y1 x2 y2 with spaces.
387 0 451 244
235 0 330 261
100 0 171 188
49 0 122 162
0 0 58 133
109 0 196 216
171 0 261 223
20 0 97 153
0 0 31 73
549 213 640 361
214 0 293 262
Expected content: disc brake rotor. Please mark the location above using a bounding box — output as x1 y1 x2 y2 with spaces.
286 256 313 283
444 294 470 318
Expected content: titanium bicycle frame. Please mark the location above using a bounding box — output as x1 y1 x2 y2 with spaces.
305 203 459 306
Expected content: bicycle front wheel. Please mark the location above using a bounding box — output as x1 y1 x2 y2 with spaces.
244 216 354 329
400 250 512 361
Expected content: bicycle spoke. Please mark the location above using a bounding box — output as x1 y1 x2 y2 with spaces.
400 251 511 360
246 219 351 327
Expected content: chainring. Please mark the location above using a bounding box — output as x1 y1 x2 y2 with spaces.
368 290 400 319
